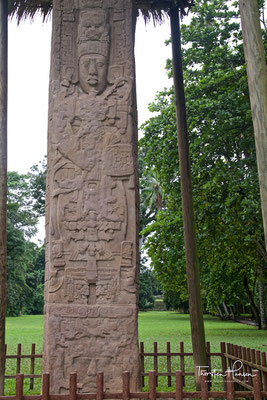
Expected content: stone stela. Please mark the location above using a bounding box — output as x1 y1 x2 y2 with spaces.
43 0 140 393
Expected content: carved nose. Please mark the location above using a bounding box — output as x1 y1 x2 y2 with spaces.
88 59 97 76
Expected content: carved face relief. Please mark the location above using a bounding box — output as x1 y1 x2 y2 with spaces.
79 54 108 94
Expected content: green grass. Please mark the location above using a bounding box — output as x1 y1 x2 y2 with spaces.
3 312 267 394
139 312 267 391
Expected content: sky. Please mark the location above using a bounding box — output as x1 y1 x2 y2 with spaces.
8 14 173 175
8 13 173 242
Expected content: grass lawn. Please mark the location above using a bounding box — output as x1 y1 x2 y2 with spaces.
4 312 267 394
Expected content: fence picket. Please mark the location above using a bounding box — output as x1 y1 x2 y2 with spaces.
262 352 267 391
96 372 104 400
122 371 130 400
226 370 234 400
30 344 35 390
253 370 262 400
200 372 209 400
41 373 49 400
149 371 156 400
16 345 21 375
140 342 145 387
166 342 171 387
69 373 77 400
175 371 183 400
220 342 227 390
206 342 211 375
15 374 23 400
179 342 185 386
237 345 243 387
153 343 158 386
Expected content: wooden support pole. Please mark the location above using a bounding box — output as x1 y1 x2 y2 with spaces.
252 370 262 400
148 371 156 400
0 0 8 395
69 373 77 400
122 371 130 400
169 5 207 390
175 371 183 400
42 373 50 400
15 374 24 400
96 372 104 400
226 371 234 400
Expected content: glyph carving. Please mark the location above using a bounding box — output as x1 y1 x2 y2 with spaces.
44 0 139 393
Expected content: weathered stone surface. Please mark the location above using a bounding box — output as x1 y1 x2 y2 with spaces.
43 0 139 393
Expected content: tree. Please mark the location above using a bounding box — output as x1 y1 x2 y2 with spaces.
139 265 156 310
169 6 208 385
6 170 45 316
24 245 45 315
0 0 8 393
140 0 266 327
29 158 46 216
239 0 267 255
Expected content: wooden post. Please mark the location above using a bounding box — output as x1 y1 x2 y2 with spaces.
226 370 235 400
220 342 227 391
206 342 211 378
252 370 262 400
69 373 77 400
0 0 8 394
200 373 209 400
16 345 21 375
167 342 171 387
96 372 104 400
239 0 267 251
16 374 24 400
262 352 267 391
42 373 50 400
175 371 183 400
30 344 35 390
140 342 145 388
153 342 158 387
169 5 207 390
122 371 130 400
179 342 185 386
148 371 156 400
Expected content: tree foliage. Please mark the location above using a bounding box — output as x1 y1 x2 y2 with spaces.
6 162 46 316
140 0 267 323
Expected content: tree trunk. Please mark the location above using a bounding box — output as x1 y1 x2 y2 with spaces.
169 6 207 390
258 264 267 330
243 276 261 329
0 0 7 394
217 305 224 319
239 0 267 251
222 302 230 319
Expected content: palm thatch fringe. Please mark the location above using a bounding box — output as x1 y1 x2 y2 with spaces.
8 0 194 23
8 0 52 22
136 0 194 24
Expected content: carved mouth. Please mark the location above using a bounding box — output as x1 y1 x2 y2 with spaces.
87 78 98 86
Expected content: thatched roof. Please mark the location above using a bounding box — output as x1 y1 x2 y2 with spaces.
8 0 52 22
8 0 193 23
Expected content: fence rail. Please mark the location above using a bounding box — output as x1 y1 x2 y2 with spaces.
4 344 42 390
3 342 267 394
0 370 266 400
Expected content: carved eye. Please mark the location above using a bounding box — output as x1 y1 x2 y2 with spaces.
97 62 104 67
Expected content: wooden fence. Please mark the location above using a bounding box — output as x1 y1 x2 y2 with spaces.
3 342 267 394
4 344 42 389
139 341 267 392
0 370 266 400
224 343 267 392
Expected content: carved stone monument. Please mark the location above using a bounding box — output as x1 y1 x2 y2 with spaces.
43 0 140 393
